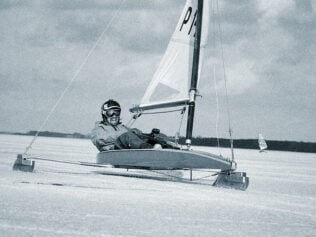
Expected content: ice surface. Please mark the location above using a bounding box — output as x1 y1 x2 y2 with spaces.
0 134 315 236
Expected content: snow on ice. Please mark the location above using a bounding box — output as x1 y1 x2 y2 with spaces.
0 134 315 236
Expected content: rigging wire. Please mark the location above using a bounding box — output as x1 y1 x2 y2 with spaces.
216 0 234 161
209 0 222 156
126 107 186 145
126 106 185 127
126 112 142 127
213 66 222 155
175 107 186 144
23 0 127 156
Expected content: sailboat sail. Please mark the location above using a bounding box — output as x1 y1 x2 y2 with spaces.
258 133 268 152
130 0 209 112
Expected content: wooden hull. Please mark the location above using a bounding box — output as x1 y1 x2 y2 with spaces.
96 149 235 170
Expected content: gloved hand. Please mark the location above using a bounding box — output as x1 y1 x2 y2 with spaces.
130 128 142 136
151 128 160 135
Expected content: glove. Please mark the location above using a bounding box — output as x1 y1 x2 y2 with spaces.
151 128 160 136
130 128 142 136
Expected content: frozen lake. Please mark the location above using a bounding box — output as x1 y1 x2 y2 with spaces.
0 134 315 236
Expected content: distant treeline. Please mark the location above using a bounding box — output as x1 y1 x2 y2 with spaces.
1 131 315 153
178 137 316 153
4 131 88 139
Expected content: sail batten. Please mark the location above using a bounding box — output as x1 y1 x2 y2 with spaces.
130 0 209 112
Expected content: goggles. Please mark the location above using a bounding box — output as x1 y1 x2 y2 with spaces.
103 108 121 117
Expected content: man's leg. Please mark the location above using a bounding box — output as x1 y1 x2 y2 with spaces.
140 133 180 149
115 131 152 149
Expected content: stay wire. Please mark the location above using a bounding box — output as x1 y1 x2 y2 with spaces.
213 66 222 155
216 0 234 161
210 0 222 155
23 0 127 156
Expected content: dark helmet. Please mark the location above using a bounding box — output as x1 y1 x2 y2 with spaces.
101 99 121 119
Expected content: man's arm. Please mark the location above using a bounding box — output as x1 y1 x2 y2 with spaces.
91 125 116 151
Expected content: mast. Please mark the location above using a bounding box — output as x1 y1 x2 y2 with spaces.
185 0 203 147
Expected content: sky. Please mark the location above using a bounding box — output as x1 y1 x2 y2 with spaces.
0 0 315 142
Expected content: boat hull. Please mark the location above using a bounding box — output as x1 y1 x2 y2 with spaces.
96 149 235 170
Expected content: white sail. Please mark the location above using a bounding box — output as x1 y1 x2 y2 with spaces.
131 0 209 112
258 133 268 152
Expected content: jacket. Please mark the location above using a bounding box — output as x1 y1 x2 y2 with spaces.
91 121 130 151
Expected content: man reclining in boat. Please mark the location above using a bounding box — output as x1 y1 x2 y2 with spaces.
91 99 178 151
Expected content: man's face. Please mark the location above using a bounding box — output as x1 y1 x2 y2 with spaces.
104 108 121 126
107 114 120 126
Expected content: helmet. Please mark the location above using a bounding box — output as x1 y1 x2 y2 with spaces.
101 99 121 118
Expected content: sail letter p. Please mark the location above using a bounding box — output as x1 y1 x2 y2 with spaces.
179 7 192 32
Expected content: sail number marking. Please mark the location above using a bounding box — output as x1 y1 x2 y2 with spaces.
179 7 197 35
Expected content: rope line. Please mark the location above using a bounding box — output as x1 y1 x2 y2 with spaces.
140 108 185 115
23 0 126 155
175 107 186 143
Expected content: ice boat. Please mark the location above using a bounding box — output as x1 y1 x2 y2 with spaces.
96 0 249 190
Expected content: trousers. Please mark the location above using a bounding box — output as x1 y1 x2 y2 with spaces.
115 131 151 149
115 131 173 149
